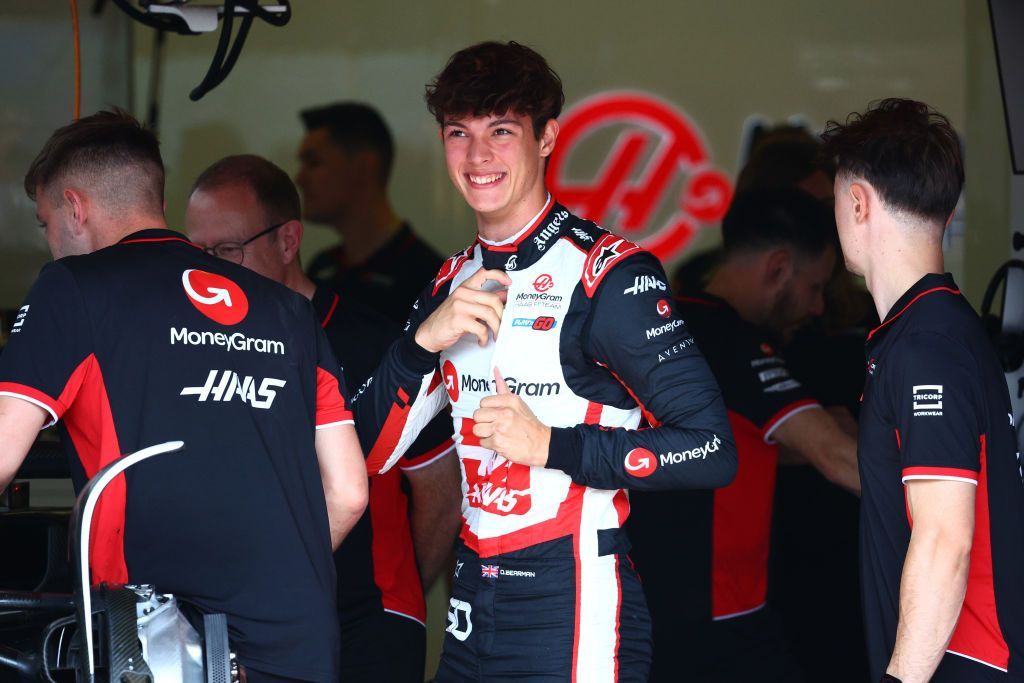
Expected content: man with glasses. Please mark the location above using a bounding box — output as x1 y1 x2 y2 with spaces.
185 154 461 683
0 110 367 682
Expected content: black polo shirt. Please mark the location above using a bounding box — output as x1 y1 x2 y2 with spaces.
859 273 1024 678
311 284 453 628
628 290 817 674
307 223 444 324
0 230 349 682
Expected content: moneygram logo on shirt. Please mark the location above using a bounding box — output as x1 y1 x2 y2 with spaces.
182 269 248 325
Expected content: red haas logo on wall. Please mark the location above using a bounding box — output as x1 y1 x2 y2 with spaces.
548 92 733 262
181 269 248 325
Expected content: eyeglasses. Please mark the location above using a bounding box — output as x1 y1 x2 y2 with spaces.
202 221 286 264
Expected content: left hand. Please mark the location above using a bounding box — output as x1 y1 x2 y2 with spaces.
473 368 551 467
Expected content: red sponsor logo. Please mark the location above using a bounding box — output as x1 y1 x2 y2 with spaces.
548 92 732 261
181 269 248 326
760 343 775 357
656 299 672 318
533 316 556 331
465 459 532 515
442 360 460 402
434 250 470 295
624 447 657 478
533 274 554 292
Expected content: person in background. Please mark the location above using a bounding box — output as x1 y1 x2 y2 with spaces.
629 188 859 682
824 98 1024 683
185 154 461 683
0 110 366 683
297 102 444 323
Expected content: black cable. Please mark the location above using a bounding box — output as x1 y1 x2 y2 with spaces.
189 0 238 101
981 259 1024 318
0 645 39 678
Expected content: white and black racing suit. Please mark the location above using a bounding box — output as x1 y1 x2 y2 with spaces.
352 198 737 682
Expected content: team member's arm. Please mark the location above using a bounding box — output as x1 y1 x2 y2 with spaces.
481 252 736 490
772 410 860 494
351 266 509 475
884 332 983 682
0 263 92 490
315 424 369 550
401 437 461 589
888 480 974 682
0 398 47 491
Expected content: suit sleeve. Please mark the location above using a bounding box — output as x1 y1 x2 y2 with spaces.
546 252 737 490
893 332 983 485
0 262 92 427
349 283 450 475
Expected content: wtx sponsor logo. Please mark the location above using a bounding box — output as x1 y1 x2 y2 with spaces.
170 327 285 355
180 370 286 409
657 337 695 362
512 316 557 331
10 305 29 334
533 210 569 251
912 385 943 416
623 275 667 296
460 375 561 396
660 435 722 465
645 319 685 339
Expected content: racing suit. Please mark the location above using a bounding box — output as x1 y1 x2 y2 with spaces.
352 198 737 681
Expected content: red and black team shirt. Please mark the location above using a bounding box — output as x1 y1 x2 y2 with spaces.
629 290 818 624
859 273 1024 679
311 284 454 629
0 230 351 682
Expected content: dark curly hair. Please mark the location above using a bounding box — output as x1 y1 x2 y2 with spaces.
820 98 963 225
425 41 564 139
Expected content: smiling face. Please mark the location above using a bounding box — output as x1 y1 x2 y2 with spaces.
442 112 557 236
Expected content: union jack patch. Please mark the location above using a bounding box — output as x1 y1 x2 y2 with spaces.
481 565 500 578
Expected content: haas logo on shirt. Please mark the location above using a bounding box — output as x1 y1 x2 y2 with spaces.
465 459 533 515
182 269 248 325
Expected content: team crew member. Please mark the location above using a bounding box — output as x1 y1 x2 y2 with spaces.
0 111 367 683
350 41 737 681
823 99 1024 682
184 154 461 683
628 188 860 682
297 102 445 323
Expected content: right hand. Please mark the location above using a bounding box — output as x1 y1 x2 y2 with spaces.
415 268 512 353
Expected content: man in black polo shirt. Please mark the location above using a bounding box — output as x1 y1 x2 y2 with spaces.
185 154 461 683
628 188 860 682
822 98 1024 682
297 102 444 323
0 110 368 683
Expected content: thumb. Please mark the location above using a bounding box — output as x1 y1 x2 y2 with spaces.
493 367 510 395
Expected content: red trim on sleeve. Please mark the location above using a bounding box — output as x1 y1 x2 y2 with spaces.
401 438 455 470
901 466 979 482
584 401 604 425
581 234 643 298
427 370 443 395
0 382 62 423
369 470 427 623
320 293 340 329
895 428 901 449
762 399 819 441
601 363 661 427
315 367 353 427
365 396 413 474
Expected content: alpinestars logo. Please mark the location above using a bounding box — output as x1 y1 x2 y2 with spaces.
182 269 249 326
912 385 943 416
623 276 667 296
533 210 569 251
10 305 29 334
181 370 286 409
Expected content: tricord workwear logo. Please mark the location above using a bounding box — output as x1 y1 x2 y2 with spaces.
548 92 733 261
181 269 248 325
